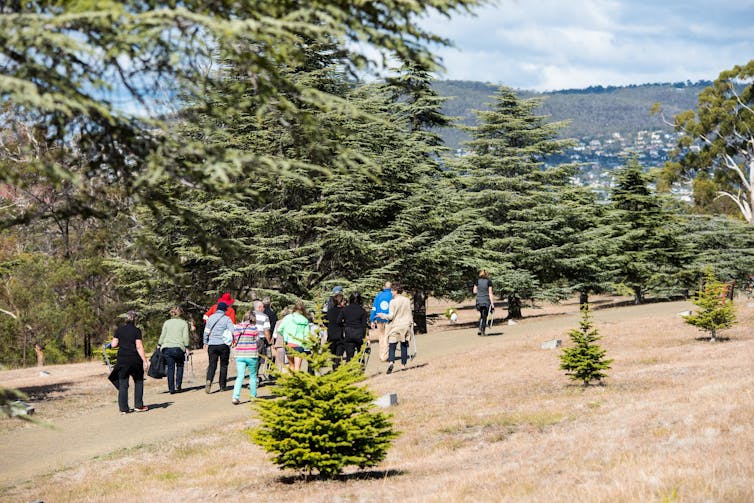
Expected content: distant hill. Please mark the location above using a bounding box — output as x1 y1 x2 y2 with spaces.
433 80 710 151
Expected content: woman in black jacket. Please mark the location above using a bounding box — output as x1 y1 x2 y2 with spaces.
336 292 369 362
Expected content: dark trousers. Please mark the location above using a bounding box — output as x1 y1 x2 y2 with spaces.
207 344 230 389
163 347 185 393
117 359 144 412
478 304 490 333
343 326 366 362
388 341 409 365
342 337 365 362
328 337 345 368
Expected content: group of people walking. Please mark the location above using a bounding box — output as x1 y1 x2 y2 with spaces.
111 279 431 414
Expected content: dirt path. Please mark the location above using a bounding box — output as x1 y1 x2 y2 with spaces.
0 299 692 488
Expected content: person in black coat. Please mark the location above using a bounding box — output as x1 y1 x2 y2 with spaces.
110 310 149 414
336 292 369 362
325 287 346 365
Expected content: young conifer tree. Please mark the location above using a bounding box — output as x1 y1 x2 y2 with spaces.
249 334 397 478
684 267 736 341
560 304 613 385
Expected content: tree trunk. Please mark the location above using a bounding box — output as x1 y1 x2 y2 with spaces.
412 289 427 334
579 290 589 305
633 286 644 305
507 294 522 319
34 344 45 367
84 333 92 359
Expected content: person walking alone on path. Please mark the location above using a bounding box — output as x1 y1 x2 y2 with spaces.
158 306 191 394
203 301 234 393
370 281 392 362
231 311 260 404
110 310 149 414
337 292 369 362
473 269 494 336
376 283 413 374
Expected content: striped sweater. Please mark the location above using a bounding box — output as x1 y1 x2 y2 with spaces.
232 322 259 358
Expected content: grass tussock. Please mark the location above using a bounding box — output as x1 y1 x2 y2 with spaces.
3 298 754 502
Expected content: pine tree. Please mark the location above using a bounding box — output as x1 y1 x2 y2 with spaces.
249 336 397 478
684 268 736 341
607 157 689 303
455 86 579 318
560 304 613 385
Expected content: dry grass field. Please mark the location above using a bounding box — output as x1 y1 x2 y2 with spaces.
2 296 753 502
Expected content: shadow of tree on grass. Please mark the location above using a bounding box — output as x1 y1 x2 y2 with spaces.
278 468 406 484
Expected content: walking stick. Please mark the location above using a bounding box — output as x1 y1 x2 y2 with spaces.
102 344 113 372
186 351 195 384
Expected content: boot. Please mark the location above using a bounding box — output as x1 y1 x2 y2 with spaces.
205 380 211 394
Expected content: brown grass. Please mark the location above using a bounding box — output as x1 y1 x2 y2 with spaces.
3 297 753 502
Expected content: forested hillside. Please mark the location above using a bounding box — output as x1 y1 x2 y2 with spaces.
434 80 709 149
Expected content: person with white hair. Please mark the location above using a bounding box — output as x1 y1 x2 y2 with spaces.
253 300 272 383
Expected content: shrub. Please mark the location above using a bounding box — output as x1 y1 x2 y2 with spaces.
684 267 736 341
248 335 398 478
560 303 613 385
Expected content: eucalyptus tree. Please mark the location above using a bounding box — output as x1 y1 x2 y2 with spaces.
658 60 754 222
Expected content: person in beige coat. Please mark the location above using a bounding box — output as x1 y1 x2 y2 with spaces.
377 282 413 374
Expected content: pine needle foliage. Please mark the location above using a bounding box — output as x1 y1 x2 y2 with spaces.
560 304 613 385
249 335 397 478
684 267 736 341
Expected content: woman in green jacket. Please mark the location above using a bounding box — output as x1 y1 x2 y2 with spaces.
158 306 191 394
277 300 311 372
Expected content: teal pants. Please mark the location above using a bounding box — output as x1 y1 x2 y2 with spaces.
233 357 259 400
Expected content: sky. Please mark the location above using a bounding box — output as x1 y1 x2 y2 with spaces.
422 0 754 91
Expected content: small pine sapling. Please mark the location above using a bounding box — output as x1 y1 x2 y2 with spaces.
560 303 613 385
684 268 736 342
248 334 398 478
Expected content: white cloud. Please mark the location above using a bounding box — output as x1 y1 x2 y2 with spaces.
423 0 754 90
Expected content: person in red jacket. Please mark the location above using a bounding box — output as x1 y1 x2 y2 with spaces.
203 292 237 323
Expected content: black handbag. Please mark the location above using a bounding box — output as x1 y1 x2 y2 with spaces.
147 349 167 379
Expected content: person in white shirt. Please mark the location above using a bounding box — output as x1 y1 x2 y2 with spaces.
253 300 272 383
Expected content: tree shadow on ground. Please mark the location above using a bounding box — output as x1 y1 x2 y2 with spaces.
693 336 731 342
278 468 405 484
16 382 74 401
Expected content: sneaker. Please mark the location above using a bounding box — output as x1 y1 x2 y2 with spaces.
120 410 131 415
386 363 394 374
232 398 240 405
134 406 148 413
205 380 211 394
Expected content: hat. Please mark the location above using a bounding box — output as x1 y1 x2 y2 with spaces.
216 293 235 305
217 302 228 312
332 286 344 295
